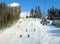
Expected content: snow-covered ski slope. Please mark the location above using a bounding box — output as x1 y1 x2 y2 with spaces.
0 18 60 44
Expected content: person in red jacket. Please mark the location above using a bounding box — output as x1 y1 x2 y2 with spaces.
42 18 47 25
44 18 47 25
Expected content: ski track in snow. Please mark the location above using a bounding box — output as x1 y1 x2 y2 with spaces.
0 18 60 44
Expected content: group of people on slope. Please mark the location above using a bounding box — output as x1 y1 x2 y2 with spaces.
41 18 48 25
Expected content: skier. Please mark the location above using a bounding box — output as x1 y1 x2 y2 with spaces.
18 25 19 27
34 28 36 31
27 34 30 38
20 21 22 23
20 34 22 38
41 18 45 25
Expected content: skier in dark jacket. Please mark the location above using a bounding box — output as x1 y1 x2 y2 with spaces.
27 34 30 38
20 34 22 38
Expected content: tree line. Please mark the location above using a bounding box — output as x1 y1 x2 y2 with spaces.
48 6 60 20
26 6 42 18
0 2 21 29
26 6 60 20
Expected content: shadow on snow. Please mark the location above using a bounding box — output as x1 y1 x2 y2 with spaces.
48 30 60 37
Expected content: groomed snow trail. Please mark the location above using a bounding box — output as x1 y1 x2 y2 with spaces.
0 18 60 44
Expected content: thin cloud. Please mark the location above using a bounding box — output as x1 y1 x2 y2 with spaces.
20 12 30 17
8 2 20 7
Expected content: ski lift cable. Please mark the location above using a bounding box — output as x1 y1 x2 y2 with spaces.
42 0 46 18
44 0 55 12
52 0 55 7
44 0 55 17
44 0 55 11
44 0 46 11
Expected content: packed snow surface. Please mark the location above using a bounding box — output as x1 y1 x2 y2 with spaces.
0 18 60 44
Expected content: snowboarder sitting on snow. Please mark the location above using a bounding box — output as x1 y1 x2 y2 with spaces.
27 34 30 38
26 29 27 32
34 28 36 31
18 25 19 27
20 34 22 38
20 21 22 23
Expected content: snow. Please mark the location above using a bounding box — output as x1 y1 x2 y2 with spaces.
9 3 20 7
20 12 30 17
0 18 60 44
47 20 53 24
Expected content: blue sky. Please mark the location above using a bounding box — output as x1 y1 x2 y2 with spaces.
0 0 60 14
